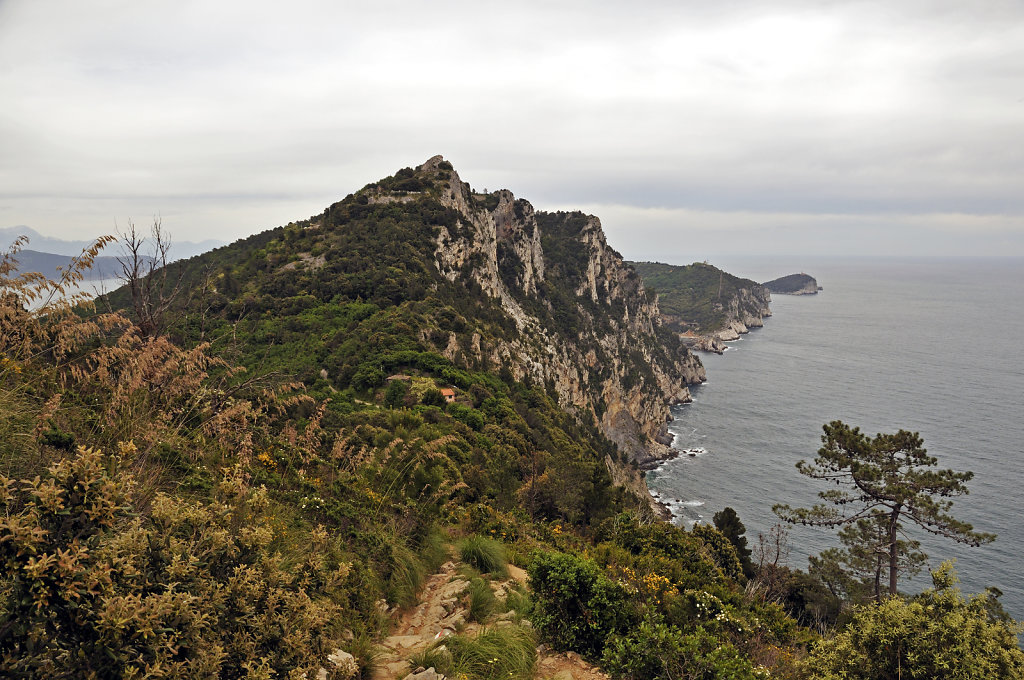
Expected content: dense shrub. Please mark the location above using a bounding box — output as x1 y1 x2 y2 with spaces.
599 512 722 587
602 620 763 680
528 550 634 658
421 387 446 407
807 562 1024 679
0 445 351 678
692 523 745 582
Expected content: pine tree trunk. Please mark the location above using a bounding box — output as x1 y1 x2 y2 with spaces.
888 506 902 596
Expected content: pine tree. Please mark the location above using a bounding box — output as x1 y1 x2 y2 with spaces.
713 507 755 579
774 420 994 596
810 511 927 602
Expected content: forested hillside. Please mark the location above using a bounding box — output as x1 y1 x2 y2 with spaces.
629 261 771 335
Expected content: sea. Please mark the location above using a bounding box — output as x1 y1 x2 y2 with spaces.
646 256 1024 622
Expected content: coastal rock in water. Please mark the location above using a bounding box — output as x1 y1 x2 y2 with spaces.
763 273 821 295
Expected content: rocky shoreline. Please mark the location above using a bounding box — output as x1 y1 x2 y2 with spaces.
681 314 769 355
644 292 773 518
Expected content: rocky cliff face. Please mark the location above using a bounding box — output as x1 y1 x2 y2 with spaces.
419 155 704 470
706 286 772 345
630 261 772 355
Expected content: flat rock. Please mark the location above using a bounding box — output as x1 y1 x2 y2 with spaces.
402 667 444 680
383 635 426 650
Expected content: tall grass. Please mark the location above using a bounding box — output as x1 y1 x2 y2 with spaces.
418 525 451 573
348 632 380 680
459 535 507 577
466 577 498 622
503 583 532 620
385 525 451 609
411 626 536 680
386 541 427 608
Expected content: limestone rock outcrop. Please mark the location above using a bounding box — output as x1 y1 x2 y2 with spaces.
418 156 704 475
630 261 772 355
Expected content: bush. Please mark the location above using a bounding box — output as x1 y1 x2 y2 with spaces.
600 512 721 588
602 620 761 680
807 562 1024 679
692 523 745 582
384 379 409 408
421 387 446 407
460 535 508 577
0 445 350 678
528 550 633 659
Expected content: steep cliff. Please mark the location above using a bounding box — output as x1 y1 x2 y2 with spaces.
421 156 704 467
134 155 705 504
630 261 772 354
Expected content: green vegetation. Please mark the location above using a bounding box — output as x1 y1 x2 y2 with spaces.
807 562 1024 679
411 626 537 680
3 159 1020 678
629 261 765 333
528 512 806 675
775 421 995 597
762 273 817 294
459 535 509 577
528 550 632 658
714 507 756 580
466 576 499 622
0 445 351 678
603 621 763 680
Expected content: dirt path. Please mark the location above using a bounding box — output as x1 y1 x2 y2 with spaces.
371 560 609 680
372 561 471 680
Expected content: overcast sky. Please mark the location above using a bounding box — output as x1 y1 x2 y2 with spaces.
1 0 1022 262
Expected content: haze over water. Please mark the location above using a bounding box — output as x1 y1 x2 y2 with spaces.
647 256 1024 620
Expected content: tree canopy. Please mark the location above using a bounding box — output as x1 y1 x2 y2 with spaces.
774 420 994 596
713 506 755 580
807 562 1024 679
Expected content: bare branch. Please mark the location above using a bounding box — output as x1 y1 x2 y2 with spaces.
115 217 185 337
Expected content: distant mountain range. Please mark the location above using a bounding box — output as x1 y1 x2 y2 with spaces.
1 226 223 281
1 226 223 261
4 249 148 282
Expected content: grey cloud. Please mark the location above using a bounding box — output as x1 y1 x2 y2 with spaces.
0 0 1022 256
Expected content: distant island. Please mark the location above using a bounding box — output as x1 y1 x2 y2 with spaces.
762 273 821 295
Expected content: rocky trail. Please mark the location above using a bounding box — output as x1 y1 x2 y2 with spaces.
370 559 610 680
